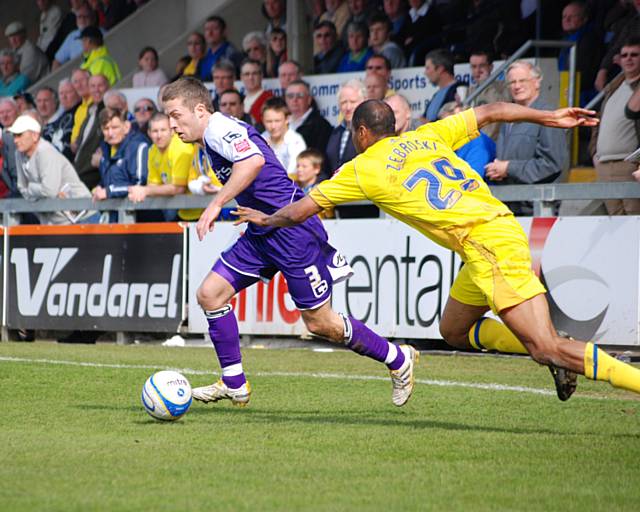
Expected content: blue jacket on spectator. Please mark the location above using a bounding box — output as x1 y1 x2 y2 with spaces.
99 129 149 198
337 48 374 73
455 132 496 179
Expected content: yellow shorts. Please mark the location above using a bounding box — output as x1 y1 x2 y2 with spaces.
449 215 546 313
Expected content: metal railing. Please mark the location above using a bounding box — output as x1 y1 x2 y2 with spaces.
463 39 577 109
1 182 640 223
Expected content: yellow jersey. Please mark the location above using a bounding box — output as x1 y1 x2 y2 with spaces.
310 109 512 254
180 146 223 221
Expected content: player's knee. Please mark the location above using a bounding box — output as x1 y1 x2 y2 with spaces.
196 285 226 310
439 322 467 349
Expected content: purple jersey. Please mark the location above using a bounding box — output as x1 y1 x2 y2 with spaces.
203 112 320 235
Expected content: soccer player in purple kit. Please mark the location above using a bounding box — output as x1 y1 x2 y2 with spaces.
161 77 418 407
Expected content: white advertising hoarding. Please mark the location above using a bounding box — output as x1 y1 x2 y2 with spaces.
188 217 640 346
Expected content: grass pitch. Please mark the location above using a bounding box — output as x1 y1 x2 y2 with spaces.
1 341 639 512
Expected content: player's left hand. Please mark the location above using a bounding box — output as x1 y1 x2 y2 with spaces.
548 107 599 128
196 202 221 241
232 206 270 226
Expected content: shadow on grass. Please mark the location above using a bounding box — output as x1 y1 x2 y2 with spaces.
187 406 640 438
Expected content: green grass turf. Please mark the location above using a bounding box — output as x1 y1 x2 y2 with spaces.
1 341 639 512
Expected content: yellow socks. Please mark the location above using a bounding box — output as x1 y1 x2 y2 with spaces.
468 317 528 355
584 342 640 394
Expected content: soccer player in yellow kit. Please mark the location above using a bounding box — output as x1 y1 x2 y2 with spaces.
235 99 640 401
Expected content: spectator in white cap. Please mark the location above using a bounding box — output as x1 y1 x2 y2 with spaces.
0 49 30 97
10 114 98 225
5 21 50 84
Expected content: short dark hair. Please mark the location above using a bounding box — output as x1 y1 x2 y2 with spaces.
286 79 310 93
212 58 236 77
352 100 396 138
99 107 128 127
205 15 226 30
220 89 243 102
138 46 158 62
149 111 169 126
347 21 369 39
314 20 337 36
262 96 289 116
161 76 214 113
426 48 454 75
623 36 640 49
366 54 391 71
368 12 391 32
469 49 494 64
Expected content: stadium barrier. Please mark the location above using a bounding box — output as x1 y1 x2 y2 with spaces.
1 182 640 345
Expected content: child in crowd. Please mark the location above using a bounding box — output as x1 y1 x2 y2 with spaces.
261 97 306 177
295 148 323 193
132 46 168 88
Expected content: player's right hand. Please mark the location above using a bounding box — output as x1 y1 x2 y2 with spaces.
196 203 221 241
233 206 270 226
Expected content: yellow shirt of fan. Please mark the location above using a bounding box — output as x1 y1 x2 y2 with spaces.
310 109 512 254
180 146 223 221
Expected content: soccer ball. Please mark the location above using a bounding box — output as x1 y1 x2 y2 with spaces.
141 370 192 421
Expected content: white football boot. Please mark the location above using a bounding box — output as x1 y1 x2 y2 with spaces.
192 379 251 407
389 345 419 407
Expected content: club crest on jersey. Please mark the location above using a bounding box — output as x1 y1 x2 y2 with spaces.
222 131 242 143
234 139 251 153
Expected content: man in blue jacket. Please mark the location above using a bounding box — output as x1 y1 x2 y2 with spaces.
92 107 149 220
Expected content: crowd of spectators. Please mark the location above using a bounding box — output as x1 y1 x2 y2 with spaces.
1 0 639 225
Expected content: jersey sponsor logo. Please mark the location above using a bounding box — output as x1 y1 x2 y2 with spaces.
222 131 242 143
234 139 251 153
10 248 181 319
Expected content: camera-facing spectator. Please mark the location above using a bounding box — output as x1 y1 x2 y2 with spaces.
327 78 365 172
211 59 236 111
261 97 307 177
285 79 332 176
383 0 410 44
266 28 287 78
466 50 510 141
384 93 420 133
74 73 110 190
338 21 373 72
278 60 302 92
133 46 168 88
0 50 29 98
79 26 121 86
11 114 98 225
132 97 157 138
181 32 206 77
13 92 36 114
42 79 80 160
487 60 569 215
364 73 389 100
368 13 405 69
4 21 50 84
295 148 325 193
198 16 241 81
36 87 61 129
404 0 443 66
70 68 91 146
313 20 345 74
240 59 273 127
128 112 190 221
218 89 254 126
242 31 268 75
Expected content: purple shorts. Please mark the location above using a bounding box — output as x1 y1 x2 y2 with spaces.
212 223 352 310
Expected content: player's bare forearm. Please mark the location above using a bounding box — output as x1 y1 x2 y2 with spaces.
474 102 599 129
234 196 323 227
211 154 265 209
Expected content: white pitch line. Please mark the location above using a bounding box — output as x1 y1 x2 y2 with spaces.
0 355 608 400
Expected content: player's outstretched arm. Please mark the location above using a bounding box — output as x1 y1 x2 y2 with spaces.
196 154 265 241
234 195 323 228
474 102 599 130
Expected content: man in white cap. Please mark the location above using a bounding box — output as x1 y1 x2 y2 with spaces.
5 21 50 84
10 114 98 224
